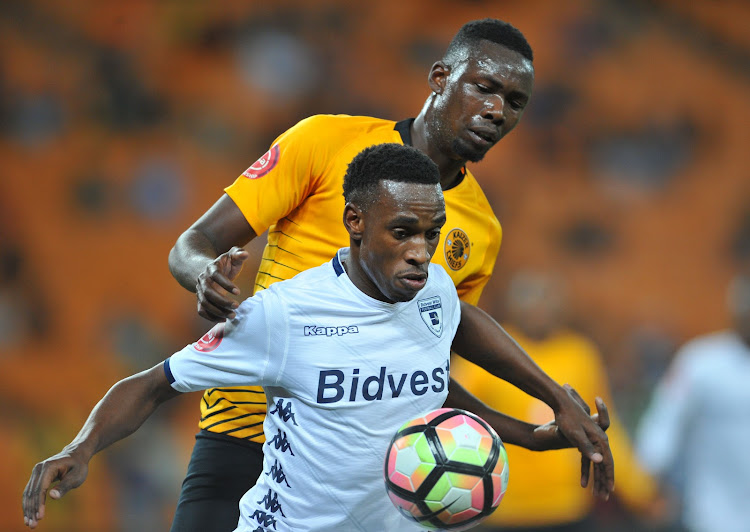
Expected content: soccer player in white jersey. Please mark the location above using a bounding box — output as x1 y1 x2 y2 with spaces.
636 273 750 532
23 144 612 531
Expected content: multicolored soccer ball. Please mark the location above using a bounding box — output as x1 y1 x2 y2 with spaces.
384 408 509 530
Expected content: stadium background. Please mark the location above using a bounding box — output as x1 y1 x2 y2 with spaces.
1 0 747 530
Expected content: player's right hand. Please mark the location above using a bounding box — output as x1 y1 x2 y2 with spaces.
23 451 89 529
196 246 248 321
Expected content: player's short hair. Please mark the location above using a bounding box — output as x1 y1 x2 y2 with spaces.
444 18 533 64
343 143 440 211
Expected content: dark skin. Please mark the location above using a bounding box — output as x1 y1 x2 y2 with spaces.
411 41 533 187
23 180 609 528
167 41 535 318
167 40 612 493
345 181 613 495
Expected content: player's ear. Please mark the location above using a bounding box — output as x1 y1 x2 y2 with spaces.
428 61 450 95
343 203 364 242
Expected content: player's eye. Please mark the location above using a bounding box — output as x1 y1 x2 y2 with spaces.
393 229 408 240
426 230 441 241
476 84 491 93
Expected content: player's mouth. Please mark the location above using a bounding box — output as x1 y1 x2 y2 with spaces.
400 272 427 291
467 127 498 147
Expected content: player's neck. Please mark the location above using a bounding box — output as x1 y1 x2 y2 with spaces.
410 115 466 191
340 253 393 304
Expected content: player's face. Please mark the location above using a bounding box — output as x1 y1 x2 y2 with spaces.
358 181 446 303
429 41 534 162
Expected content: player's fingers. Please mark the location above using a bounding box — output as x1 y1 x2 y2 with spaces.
570 428 603 464
200 277 239 309
197 301 231 323
580 455 591 488
24 461 58 526
595 397 610 431
587 427 614 499
197 288 237 321
594 464 606 498
595 459 612 500
25 466 45 525
49 464 86 500
208 269 241 296
229 247 249 265
22 464 41 526
564 384 591 415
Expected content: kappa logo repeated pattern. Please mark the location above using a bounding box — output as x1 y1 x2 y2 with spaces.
255 399 299 529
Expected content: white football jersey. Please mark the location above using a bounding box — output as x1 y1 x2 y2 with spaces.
166 248 461 531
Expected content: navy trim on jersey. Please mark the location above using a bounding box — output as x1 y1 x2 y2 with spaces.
332 251 345 277
164 358 176 384
394 118 414 146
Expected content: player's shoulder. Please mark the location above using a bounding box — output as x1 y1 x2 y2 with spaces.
427 263 459 297
453 169 496 213
678 330 742 363
291 114 395 139
445 170 501 244
261 258 338 303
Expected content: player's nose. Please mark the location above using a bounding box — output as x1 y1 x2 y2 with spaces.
481 94 505 125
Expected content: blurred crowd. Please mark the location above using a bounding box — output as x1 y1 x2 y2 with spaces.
1 0 748 531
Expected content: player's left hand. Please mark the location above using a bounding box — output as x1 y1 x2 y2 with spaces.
545 384 614 500
22 450 89 528
531 386 609 450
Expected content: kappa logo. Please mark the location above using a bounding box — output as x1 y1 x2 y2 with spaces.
193 322 225 352
304 325 359 337
444 228 470 271
418 296 443 337
242 144 280 179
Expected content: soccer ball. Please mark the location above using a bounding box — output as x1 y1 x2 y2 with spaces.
384 408 509 530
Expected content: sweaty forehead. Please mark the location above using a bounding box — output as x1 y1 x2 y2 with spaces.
459 41 534 83
375 181 445 217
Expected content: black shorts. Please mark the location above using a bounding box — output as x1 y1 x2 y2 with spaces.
170 430 265 532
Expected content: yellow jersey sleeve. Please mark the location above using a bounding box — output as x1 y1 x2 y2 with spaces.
225 115 344 236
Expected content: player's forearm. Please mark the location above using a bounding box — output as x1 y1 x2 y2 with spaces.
453 302 566 412
168 229 222 292
445 377 540 449
63 365 179 463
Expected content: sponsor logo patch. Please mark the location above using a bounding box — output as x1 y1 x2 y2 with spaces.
242 144 280 179
444 228 471 271
194 322 225 352
304 325 359 337
418 296 443 337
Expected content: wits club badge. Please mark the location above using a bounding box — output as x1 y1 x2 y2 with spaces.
418 296 443 337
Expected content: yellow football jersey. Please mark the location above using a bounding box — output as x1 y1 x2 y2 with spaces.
199 114 502 441
451 325 658 526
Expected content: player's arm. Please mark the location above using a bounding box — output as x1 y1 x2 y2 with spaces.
445 378 610 452
22 364 180 529
168 194 257 321
452 301 614 500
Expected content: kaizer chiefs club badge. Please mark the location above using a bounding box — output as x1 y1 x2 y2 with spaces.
444 228 470 271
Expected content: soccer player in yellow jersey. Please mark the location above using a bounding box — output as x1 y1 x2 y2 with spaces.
168 19 614 531
453 272 662 532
